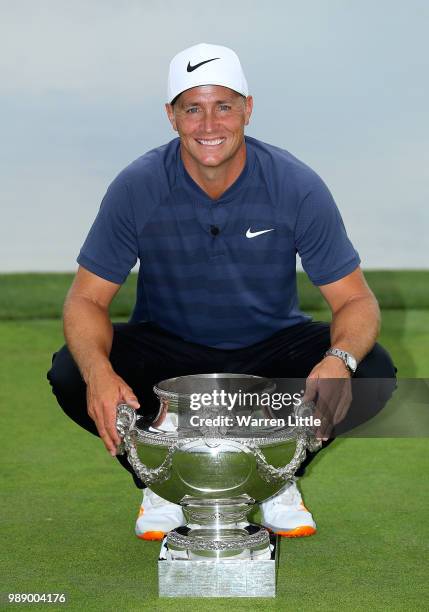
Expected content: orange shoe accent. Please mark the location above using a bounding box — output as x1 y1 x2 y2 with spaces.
136 531 165 541
138 507 145 518
275 526 316 538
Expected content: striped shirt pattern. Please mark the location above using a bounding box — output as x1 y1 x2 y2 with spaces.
78 136 360 348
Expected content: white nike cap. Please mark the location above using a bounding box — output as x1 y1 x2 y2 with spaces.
167 43 249 104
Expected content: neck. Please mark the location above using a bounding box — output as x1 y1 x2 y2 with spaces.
181 142 247 200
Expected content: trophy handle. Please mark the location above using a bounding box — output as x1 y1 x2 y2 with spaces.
251 433 321 484
116 404 176 486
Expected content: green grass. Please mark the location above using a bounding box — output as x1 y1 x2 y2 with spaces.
1 273 428 610
1 270 429 320
308 309 429 377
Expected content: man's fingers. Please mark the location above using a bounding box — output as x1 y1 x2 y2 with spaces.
120 386 140 409
89 401 121 455
315 413 333 440
333 387 353 425
313 391 337 440
95 421 118 456
103 403 122 450
85 374 139 456
333 396 348 425
304 377 329 438
302 376 318 403
314 404 333 440
318 423 333 441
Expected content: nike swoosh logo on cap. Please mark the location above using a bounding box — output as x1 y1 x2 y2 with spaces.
187 58 220 72
246 228 275 238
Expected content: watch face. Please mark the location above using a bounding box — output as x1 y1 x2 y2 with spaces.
347 354 357 372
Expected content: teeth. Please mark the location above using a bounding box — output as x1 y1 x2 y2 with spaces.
197 138 225 146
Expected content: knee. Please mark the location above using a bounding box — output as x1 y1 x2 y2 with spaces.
356 343 397 379
47 345 84 395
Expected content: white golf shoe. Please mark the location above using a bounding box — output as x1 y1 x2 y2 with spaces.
260 480 316 538
135 412 185 541
135 488 185 541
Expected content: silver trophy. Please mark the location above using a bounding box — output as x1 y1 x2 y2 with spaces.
116 374 320 598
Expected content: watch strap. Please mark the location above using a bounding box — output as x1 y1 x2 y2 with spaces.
324 348 357 373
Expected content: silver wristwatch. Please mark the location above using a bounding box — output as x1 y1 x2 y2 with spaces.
325 348 357 373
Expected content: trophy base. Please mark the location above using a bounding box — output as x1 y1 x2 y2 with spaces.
158 533 278 598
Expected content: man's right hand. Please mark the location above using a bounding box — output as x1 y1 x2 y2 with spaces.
86 364 140 456
62 267 140 456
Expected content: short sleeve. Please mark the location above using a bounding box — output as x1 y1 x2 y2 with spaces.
295 176 360 285
77 175 138 284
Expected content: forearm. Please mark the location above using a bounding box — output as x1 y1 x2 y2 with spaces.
63 295 114 383
329 294 380 363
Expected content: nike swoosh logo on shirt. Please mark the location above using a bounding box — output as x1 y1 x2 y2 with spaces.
246 228 275 238
187 58 220 72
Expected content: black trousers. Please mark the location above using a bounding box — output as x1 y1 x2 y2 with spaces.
47 321 396 488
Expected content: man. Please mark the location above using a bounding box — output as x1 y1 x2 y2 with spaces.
48 43 395 541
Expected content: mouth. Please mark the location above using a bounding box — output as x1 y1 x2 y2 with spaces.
195 138 226 146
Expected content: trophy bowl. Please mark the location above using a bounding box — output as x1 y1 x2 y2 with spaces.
116 374 320 597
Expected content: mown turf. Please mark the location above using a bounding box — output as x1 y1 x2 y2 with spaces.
309 309 429 378
1 318 428 610
1 271 428 610
1 270 429 320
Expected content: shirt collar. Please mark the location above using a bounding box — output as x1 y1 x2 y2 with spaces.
176 137 254 203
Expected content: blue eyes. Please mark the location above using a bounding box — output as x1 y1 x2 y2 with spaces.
185 105 231 114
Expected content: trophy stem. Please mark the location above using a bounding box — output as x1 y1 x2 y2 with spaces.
166 495 271 560
182 494 253 527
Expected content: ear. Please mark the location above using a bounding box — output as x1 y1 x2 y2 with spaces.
165 103 178 132
244 96 253 126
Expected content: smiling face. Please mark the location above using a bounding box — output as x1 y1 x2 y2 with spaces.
165 85 253 177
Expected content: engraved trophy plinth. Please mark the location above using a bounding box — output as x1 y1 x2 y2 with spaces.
116 374 320 598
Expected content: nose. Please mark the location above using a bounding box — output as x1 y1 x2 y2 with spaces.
202 109 216 133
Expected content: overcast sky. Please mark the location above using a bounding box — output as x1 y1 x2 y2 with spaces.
1 0 428 271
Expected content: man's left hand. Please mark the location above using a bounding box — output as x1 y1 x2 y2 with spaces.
303 355 353 441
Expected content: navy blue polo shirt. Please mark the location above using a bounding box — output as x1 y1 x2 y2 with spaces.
77 136 360 349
